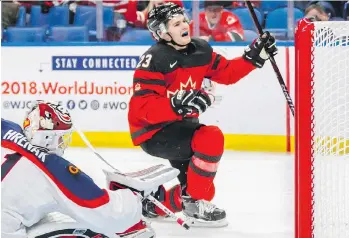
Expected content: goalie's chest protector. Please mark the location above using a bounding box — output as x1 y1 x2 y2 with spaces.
151 38 213 98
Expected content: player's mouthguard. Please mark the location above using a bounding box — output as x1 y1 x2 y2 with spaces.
182 32 188 37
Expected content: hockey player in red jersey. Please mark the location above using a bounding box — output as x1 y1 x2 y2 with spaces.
189 0 245 42
128 2 277 226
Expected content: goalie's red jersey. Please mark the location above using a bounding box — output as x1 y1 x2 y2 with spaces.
128 38 255 145
190 11 244 42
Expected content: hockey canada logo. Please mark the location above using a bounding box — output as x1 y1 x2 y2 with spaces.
135 83 141 91
167 76 196 98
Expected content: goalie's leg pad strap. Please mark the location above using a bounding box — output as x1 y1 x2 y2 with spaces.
155 184 183 216
187 125 224 201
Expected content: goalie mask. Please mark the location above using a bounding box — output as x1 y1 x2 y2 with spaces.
147 2 190 46
23 101 73 156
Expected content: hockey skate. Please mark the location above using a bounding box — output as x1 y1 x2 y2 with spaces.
182 196 228 228
142 197 186 226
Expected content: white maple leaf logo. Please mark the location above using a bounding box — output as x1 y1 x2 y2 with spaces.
167 76 197 98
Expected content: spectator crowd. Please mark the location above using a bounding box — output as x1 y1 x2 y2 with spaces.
1 0 349 43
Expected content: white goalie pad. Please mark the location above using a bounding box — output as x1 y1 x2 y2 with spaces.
27 212 155 238
27 212 112 238
104 164 179 195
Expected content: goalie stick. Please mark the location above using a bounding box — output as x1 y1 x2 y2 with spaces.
74 127 190 230
245 0 295 116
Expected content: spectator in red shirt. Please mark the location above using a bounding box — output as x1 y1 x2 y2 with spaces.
190 0 244 42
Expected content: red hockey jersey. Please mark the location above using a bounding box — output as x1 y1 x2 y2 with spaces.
128 38 255 145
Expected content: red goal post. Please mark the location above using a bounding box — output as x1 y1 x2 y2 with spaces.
295 19 349 238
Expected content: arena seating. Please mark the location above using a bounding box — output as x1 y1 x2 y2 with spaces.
231 8 263 31
119 29 155 42
48 26 88 42
4 2 349 43
6 27 46 42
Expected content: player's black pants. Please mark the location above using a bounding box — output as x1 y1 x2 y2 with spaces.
140 119 203 189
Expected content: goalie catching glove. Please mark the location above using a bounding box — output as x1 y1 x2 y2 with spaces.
170 89 212 116
243 31 278 68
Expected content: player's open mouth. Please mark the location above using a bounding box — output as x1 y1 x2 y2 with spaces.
182 31 189 37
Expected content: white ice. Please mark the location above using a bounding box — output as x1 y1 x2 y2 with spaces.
64 148 295 238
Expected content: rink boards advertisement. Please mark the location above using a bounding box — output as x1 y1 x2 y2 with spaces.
1 44 294 152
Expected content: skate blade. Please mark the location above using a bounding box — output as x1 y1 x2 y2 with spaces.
186 217 229 228
145 213 229 228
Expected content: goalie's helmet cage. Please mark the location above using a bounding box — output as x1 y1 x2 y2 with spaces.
147 2 189 41
23 101 73 156
295 19 349 238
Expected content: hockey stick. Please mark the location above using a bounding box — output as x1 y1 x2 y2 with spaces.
245 1 295 116
74 127 190 230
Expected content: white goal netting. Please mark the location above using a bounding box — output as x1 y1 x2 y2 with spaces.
311 21 349 238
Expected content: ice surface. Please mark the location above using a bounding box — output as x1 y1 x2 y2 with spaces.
63 148 294 238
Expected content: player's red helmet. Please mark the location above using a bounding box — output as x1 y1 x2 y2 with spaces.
23 101 73 156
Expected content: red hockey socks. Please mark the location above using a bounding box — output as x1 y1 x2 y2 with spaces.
187 125 224 201
155 184 183 216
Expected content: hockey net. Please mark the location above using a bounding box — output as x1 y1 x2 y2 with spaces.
295 19 349 238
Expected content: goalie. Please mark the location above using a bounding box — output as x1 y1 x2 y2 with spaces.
128 2 277 226
1 101 178 238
